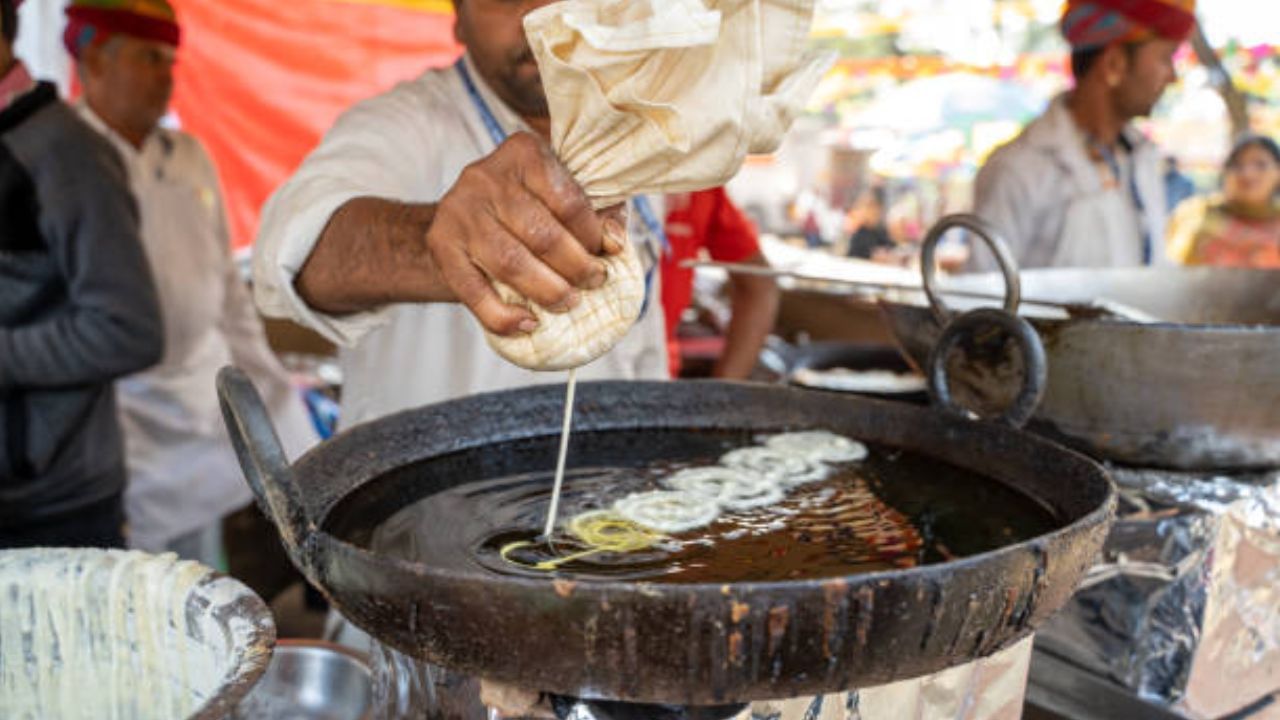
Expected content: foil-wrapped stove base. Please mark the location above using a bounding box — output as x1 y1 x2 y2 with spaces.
1032 467 1280 719
363 633 1033 719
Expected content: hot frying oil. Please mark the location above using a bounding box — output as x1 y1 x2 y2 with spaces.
339 429 1058 584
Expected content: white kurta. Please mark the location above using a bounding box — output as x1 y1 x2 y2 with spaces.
971 94 1169 271
77 105 317 551
254 55 670 429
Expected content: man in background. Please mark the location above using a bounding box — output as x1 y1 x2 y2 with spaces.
971 0 1196 269
66 0 315 564
0 0 163 548
661 187 778 379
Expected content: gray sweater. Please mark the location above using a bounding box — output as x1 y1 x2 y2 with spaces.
0 82 163 524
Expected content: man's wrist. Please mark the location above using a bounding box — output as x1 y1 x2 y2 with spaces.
382 201 449 303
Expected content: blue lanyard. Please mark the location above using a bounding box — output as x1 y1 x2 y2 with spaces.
634 196 666 320
456 58 667 314
1094 138 1153 265
457 58 508 148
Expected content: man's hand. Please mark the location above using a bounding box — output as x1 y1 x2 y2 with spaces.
427 132 622 336
294 132 624 334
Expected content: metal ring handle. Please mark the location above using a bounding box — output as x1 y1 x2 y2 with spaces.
920 213 1022 324
926 308 1047 428
217 365 315 568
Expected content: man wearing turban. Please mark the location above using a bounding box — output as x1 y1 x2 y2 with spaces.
0 0 162 549
970 0 1197 269
65 0 317 566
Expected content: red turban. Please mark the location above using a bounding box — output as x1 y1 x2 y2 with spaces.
64 0 180 59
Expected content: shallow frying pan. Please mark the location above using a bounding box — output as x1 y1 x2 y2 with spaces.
218 368 1113 704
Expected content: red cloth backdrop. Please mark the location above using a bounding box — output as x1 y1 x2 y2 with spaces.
169 0 461 249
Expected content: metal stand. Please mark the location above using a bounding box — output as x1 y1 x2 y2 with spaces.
1027 647 1280 720
1025 648 1186 720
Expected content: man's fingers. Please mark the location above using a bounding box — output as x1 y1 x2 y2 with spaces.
509 133 607 257
434 241 538 336
496 185 608 291
470 223 580 314
597 203 629 255
431 134 634 334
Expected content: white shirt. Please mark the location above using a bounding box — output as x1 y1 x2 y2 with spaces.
254 55 670 429
971 94 1169 270
77 105 317 550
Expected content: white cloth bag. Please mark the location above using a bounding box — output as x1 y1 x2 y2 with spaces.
490 0 831 371
526 0 830 207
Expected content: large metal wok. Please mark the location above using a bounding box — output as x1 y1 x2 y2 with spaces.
878 217 1280 470
218 367 1113 705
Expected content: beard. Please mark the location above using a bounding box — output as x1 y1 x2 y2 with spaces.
1118 89 1158 119
496 46 549 119
1114 77 1164 120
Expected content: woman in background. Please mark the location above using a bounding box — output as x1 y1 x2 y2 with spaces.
1167 134 1280 268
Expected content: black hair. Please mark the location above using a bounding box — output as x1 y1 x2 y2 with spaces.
1 0 17 46
1070 42 1140 80
1224 134 1280 172
1070 47 1105 79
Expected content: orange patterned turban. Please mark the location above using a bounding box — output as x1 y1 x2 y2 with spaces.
1061 0 1196 50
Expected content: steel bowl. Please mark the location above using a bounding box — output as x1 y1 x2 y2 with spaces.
233 640 372 720
0 547 275 720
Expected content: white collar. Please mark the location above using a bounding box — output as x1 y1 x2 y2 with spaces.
74 99 167 160
1024 93 1149 155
